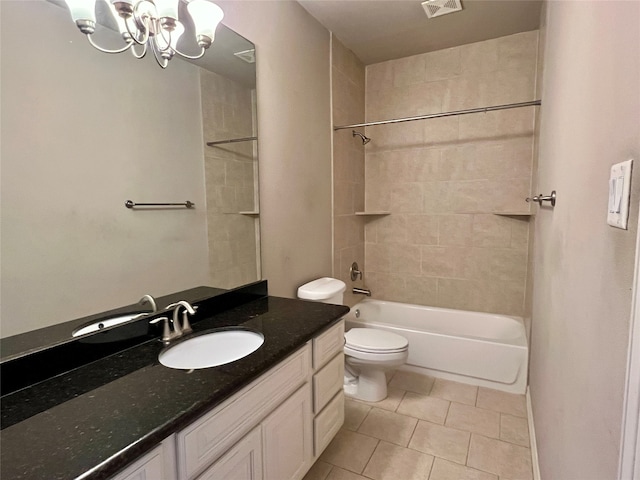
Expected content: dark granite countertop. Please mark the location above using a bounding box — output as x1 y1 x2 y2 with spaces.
0 288 349 480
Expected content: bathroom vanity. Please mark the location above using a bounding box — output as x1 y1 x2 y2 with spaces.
0 281 349 479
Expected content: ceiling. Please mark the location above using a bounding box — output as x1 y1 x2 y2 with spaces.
298 0 542 65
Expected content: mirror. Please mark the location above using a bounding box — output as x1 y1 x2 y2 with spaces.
0 0 260 341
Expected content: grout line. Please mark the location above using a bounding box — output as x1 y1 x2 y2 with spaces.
360 439 380 475
465 432 473 466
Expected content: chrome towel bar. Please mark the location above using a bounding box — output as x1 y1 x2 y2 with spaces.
125 200 195 209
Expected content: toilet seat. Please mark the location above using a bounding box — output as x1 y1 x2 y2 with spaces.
344 328 409 354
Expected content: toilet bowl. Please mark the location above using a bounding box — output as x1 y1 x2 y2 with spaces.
297 278 409 402
343 328 408 402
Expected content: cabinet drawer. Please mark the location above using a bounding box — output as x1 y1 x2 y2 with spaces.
111 436 176 480
313 391 344 458
177 344 312 480
313 353 344 413
196 427 262 480
312 320 344 370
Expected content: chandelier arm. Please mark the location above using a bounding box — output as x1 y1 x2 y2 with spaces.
124 10 149 46
155 24 173 53
131 42 147 59
172 47 207 60
150 42 169 69
87 35 134 54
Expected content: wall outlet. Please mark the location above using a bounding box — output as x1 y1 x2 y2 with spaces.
607 159 633 229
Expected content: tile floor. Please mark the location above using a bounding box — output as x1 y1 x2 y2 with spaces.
305 371 533 480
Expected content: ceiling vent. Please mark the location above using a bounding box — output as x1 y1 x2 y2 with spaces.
234 48 256 64
421 0 463 18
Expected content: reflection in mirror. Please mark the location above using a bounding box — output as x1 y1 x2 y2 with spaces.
0 0 260 340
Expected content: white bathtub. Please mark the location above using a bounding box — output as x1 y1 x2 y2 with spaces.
344 299 528 394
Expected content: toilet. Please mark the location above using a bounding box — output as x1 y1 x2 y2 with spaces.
297 278 409 402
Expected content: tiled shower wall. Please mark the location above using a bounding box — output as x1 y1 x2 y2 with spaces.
363 31 539 316
332 37 366 306
200 69 260 289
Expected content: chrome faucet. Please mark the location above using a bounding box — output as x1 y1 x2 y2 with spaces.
150 301 198 344
353 287 371 296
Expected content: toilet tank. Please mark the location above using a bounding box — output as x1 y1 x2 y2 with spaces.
297 278 346 305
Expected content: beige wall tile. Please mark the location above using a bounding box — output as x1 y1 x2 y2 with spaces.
390 183 423 213
393 55 426 88
500 414 530 447
421 246 458 278
436 278 525 316
406 214 439 245
472 215 512 248
358 408 418 447
439 214 473 246
367 60 394 93
364 272 407 300
460 39 499 75
397 391 450 424
409 421 471 464
404 276 439 305
497 30 539 71
430 378 478 406
423 47 462 81
445 403 500 439
467 434 532 479
320 429 379 474
390 243 422 275
375 214 408 244
363 441 434 480
422 182 451 214
429 458 498 480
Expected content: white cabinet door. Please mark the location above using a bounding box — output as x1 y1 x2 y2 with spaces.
196 427 262 480
261 383 313 480
111 436 176 480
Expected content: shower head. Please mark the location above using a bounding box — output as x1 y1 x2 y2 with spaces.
352 130 371 145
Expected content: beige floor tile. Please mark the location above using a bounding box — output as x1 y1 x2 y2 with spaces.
344 400 371 431
304 460 333 480
408 420 470 464
500 414 530 447
476 388 527 418
326 467 370 480
320 429 379 474
351 387 406 412
397 391 450 424
467 434 532 479
389 371 435 395
429 458 498 480
445 403 500 438
358 408 418 446
363 441 434 480
429 378 478 406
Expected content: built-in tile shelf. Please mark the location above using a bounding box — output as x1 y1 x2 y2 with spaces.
355 211 391 216
492 212 534 217
239 211 260 216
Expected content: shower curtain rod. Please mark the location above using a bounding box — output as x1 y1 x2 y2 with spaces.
333 100 541 130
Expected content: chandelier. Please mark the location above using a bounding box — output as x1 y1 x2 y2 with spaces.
64 0 224 68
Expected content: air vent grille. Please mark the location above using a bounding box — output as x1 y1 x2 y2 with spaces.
421 0 463 18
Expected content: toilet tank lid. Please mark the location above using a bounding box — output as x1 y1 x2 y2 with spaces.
297 277 346 300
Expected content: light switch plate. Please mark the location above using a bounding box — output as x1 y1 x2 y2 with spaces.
607 159 633 229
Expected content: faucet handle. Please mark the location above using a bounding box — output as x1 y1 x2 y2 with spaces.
150 316 172 344
165 301 197 335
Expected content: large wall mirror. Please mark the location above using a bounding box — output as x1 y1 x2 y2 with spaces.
0 0 260 340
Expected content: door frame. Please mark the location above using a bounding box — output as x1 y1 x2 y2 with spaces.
619 201 640 480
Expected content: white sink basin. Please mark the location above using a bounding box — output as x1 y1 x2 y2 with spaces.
159 329 265 369
72 313 145 337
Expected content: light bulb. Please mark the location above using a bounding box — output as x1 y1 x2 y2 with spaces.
187 0 224 49
155 0 180 20
64 0 96 23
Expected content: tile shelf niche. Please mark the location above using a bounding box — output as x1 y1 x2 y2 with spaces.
355 211 391 216
238 211 260 216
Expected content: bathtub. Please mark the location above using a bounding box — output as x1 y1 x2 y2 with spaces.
344 299 528 394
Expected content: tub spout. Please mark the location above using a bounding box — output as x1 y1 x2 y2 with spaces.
353 287 371 296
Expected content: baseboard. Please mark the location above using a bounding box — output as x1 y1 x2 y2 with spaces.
527 387 541 480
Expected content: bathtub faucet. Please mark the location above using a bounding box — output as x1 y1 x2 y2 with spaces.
353 287 371 296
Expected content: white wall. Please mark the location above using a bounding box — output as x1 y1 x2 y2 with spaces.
215 0 333 298
0 1 209 336
530 1 640 478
